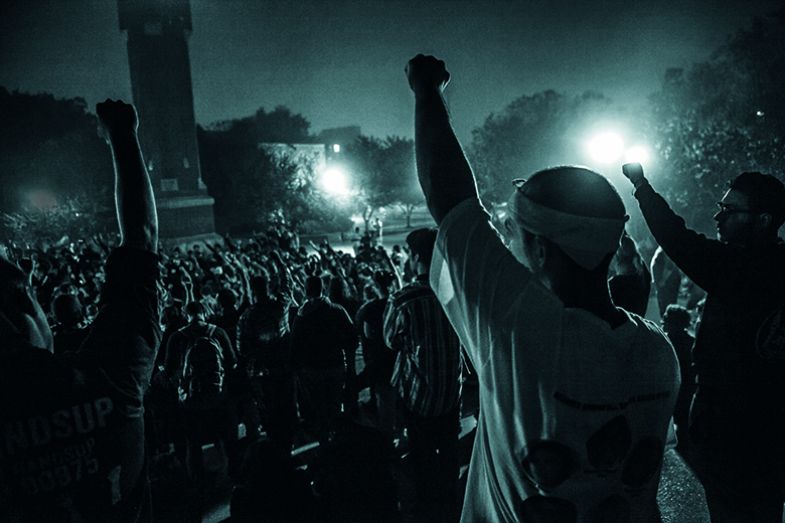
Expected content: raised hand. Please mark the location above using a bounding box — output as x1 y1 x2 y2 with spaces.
622 163 646 188
96 98 157 252
96 99 138 143
405 54 450 96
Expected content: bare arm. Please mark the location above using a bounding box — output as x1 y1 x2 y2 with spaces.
98 100 158 253
407 55 478 224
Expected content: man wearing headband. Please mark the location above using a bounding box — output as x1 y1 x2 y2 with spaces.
406 54 679 522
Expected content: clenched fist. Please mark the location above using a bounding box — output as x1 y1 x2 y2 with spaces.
621 163 646 188
96 99 138 143
406 54 450 95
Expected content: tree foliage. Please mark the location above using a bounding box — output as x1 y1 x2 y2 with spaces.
467 90 621 204
648 9 785 232
198 106 349 234
0 87 113 217
344 135 421 230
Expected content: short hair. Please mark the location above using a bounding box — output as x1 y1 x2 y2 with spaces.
406 228 438 267
662 304 691 331
250 272 270 299
217 288 237 309
184 300 206 318
520 166 626 220
729 172 785 229
51 294 83 325
305 275 323 298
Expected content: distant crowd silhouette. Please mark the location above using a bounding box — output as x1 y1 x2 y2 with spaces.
1 56 784 523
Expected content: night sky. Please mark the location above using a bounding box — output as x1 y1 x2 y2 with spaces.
1 0 781 140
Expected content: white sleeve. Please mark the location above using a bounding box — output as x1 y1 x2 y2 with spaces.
429 198 535 370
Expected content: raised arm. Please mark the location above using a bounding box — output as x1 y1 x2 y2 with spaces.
406 55 478 224
621 163 726 291
97 100 158 253
76 100 161 413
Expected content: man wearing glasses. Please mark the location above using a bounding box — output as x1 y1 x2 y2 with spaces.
622 165 785 522
406 54 679 522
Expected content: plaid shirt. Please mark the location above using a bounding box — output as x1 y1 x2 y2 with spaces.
383 274 462 416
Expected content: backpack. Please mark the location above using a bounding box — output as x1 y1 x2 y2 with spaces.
179 326 225 408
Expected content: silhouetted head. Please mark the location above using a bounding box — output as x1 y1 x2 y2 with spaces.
328 276 348 301
662 304 691 334
502 166 627 287
305 275 323 299
713 172 785 246
405 228 438 276
184 300 207 322
0 257 53 353
51 293 84 327
250 273 270 302
217 288 237 311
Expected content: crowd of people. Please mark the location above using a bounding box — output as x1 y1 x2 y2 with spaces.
1 56 785 523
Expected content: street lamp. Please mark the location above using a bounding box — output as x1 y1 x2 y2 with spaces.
624 145 650 165
320 166 351 197
587 132 624 164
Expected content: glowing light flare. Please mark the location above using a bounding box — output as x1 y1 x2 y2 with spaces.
320 167 351 196
587 132 624 164
28 190 58 210
625 145 650 165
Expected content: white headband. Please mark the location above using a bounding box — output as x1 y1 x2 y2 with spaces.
509 192 628 270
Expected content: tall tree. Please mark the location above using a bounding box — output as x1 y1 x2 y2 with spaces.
0 88 112 214
344 136 399 231
648 8 785 232
198 106 350 234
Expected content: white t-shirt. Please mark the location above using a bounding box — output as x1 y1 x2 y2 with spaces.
430 199 680 523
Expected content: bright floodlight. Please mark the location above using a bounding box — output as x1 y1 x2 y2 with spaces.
625 145 650 165
332 144 341 153
320 167 350 196
588 132 624 164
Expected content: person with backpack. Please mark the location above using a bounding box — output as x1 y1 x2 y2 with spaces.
165 300 236 387
622 164 785 521
383 227 463 522
164 300 238 482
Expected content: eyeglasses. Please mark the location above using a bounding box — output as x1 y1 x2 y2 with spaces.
715 202 758 215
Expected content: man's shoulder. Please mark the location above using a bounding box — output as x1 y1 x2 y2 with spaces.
625 313 676 358
391 282 434 308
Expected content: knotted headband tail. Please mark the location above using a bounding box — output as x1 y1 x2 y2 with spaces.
509 193 628 270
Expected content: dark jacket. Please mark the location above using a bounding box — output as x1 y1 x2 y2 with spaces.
0 247 161 523
291 297 355 370
634 181 785 398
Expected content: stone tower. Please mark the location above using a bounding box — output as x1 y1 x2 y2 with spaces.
118 0 215 238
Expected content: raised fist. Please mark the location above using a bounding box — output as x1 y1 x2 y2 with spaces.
406 54 450 95
96 99 138 142
621 163 646 187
